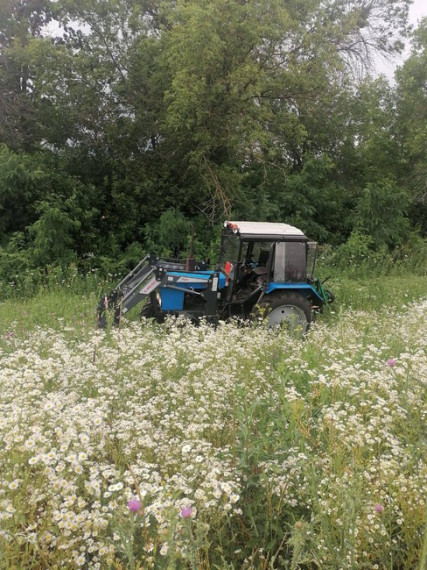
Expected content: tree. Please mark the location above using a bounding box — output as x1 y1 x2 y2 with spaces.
394 18 427 233
0 0 420 275
0 145 101 275
0 0 53 150
354 181 410 248
159 0 412 222
0 144 41 236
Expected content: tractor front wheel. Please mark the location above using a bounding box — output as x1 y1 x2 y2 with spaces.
140 301 156 320
251 292 313 334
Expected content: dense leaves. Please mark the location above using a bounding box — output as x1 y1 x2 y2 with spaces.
0 0 425 281
394 20 427 233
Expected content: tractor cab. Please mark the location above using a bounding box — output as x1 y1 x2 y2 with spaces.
217 221 315 317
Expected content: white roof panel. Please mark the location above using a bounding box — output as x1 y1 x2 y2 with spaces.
225 221 306 238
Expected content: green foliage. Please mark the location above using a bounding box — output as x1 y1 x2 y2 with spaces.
0 0 424 280
0 232 33 281
354 181 411 248
334 231 382 266
144 208 218 260
279 155 349 243
0 146 105 283
318 233 427 280
29 200 79 266
144 208 192 258
0 0 53 150
0 145 42 235
394 18 427 234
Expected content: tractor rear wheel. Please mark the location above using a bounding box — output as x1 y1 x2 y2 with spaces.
251 292 312 334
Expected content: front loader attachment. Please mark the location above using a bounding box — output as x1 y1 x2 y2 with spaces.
97 255 162 328
96 252 222 328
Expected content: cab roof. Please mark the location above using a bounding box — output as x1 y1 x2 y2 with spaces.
224 221 307 241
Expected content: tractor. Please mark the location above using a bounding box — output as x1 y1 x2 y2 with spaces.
97 220 333 332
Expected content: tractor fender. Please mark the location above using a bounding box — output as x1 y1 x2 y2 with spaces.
265 282 324 303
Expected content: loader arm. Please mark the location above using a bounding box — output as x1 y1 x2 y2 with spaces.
97 254 223 327
97 255 162 327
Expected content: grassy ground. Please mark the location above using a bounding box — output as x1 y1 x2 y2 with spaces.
0 271 426 569
1 272 426 335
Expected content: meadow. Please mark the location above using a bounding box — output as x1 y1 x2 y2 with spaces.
0 268 426 569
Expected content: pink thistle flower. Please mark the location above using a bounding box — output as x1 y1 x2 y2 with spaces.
375 504 384 513
386 358 396 367
127 498 141 512
180 506 193 519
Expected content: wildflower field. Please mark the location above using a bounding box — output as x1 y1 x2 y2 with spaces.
0 275 426 569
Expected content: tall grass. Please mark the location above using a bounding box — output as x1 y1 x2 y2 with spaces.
0 267 112 334
0 261 426 569
1 264 426 336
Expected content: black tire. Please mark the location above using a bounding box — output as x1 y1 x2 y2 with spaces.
140 301 157 320
324 288 335 304
251 292 313 334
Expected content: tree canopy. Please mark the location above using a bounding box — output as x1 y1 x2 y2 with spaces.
0 0 425 279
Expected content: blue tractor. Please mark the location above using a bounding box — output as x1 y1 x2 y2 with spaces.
97 221 333 332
